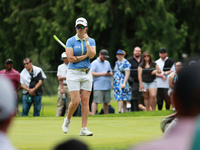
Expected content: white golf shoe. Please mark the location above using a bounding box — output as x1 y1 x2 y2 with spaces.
80 127 93 136
62 117 70 134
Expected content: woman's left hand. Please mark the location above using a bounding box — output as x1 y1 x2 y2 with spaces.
121 82 126 88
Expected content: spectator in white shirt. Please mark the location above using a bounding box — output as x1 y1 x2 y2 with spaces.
155 48 175 110
56 52 71 116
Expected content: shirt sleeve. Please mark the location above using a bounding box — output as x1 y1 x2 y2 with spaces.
17 73 20 83
57 65 61 76
109 63 112 72
171 64 175 71
66 38 73 48
89 38 96 47
91 61 96 72
37 72 43 81
124 60 131 71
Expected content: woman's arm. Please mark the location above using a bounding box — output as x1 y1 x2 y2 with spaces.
152 64 161 75
122 70 130 88
66 48 88 63
84 34 96 59
168 75 174 89
138 66 144 90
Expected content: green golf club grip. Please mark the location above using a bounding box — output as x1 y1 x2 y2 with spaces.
53 35 59 42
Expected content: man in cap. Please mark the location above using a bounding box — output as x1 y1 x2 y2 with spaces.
56 52 71 116
91 49 113 115
0 77 17 150
0 58 21 93
155 48 175 110
20 58 47 116
0 59 21 114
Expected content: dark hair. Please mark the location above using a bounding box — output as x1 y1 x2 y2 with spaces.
54 139 89 150
174 63 200 116
140 52 152 68
23 58 32 63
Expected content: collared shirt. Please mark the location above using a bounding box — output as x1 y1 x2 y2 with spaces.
0 68 20 90
20 65 47 95
66 34 96 69
156 57 175 88
57 63 68 84
0 131 17 150
91 57 112 90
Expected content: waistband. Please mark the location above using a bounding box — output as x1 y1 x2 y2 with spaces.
69 68 88 72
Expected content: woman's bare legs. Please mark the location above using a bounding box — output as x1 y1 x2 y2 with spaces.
143 90 151 111
80 90 91 127
149 88 157 111
67 91 81 120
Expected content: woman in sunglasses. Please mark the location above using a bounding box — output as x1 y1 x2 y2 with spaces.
62 17 96 136
138 52 161 111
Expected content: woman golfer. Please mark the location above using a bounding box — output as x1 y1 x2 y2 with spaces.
62 17 96 136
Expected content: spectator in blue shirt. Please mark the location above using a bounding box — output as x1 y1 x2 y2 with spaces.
91 49 113 115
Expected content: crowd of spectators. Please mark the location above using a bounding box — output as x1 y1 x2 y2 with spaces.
0 46 185 117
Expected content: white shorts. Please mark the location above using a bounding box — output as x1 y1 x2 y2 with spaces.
66 69 93 91
168 88 173 96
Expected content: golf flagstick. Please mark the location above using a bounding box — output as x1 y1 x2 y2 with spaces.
53 35 90 73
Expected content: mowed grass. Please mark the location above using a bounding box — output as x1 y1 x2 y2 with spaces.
9 95 173 150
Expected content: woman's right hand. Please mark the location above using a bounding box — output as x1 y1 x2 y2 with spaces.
139 84 144 91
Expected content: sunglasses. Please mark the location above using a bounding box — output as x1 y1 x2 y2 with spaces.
144 55 150 58
6 62 13 65
23 62 29 66
76 26 86 29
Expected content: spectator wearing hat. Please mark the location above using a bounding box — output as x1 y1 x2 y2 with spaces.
91 49 113 115
155 48 175 110
62 17 96 136
0 77 17 150
0 58 21 93
56 52 71 116
20 58 47 116
113 49 131 113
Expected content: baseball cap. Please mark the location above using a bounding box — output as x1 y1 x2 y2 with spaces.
0 76 16 120
5 58 13 64
75 17 88 27
100 49 109 58
116 49 124 55
159 48 167 53
61 52 67 58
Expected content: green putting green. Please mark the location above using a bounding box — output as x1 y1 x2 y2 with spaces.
9 96 172 150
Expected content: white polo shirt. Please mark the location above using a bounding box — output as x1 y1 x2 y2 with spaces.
156 57 175 88
57 63 68 85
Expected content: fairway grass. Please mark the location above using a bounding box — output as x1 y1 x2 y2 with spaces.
10 95 173 149
9 114 170 150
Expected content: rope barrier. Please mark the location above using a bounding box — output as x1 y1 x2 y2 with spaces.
0 67 173 75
